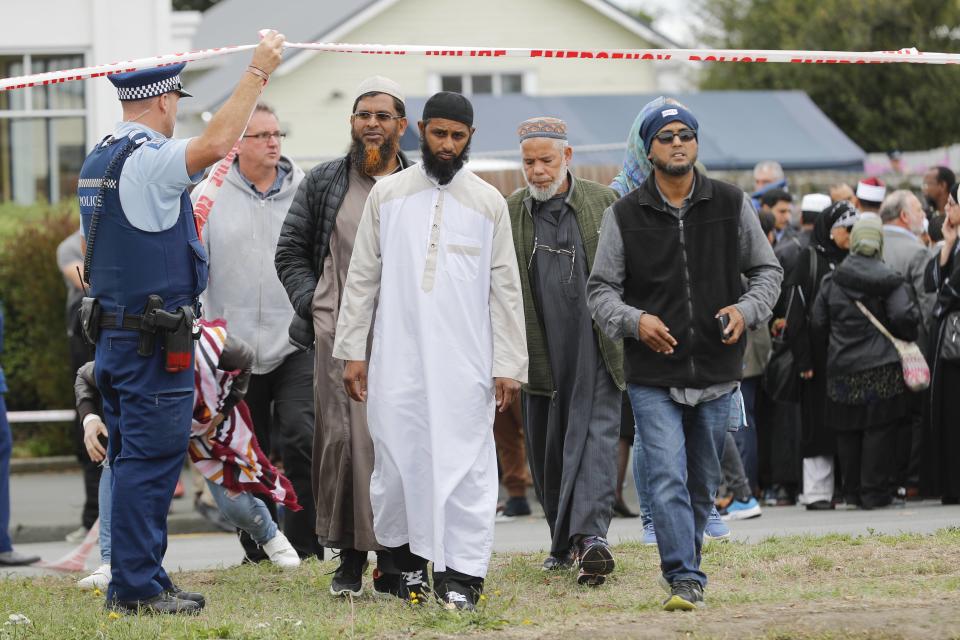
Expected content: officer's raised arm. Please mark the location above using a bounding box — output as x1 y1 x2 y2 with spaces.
184 31 285 176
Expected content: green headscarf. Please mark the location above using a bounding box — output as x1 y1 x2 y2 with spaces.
850 215 884 258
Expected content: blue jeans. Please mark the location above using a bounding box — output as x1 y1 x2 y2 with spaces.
626 384 730 588
97 457 278 557
205 479 277 545
0 394 11 553
98 461 111 564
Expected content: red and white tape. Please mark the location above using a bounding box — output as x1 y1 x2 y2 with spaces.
1 41 958 92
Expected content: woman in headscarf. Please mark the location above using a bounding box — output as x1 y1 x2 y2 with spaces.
811 216 919 509
783 200 860 509
922 183 960 503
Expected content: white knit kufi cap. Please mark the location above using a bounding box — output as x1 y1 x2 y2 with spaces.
355 76 404 104
800 193 832 213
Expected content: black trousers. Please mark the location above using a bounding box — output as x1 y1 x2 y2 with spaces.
237 349 322 560
69 329 99 529
836 420 897 508
389 544 484 595
895 391 924 488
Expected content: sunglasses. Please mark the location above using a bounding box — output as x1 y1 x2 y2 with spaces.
653 129 697 144
352 111 403 122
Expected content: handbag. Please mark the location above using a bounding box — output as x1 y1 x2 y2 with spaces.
855 301 930 392
763 337 799 402
940 311 960 362
762 248 818 403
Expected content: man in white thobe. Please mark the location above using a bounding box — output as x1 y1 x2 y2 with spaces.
332 92 527 611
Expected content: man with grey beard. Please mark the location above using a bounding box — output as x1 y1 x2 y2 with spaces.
275 75 412 598
506 117 623 586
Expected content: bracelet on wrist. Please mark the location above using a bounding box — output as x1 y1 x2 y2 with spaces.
246 66 269 84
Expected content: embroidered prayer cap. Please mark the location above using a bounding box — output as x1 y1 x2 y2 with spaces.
422 91 473 128
355 75 405 104
517 117 568 142
856 176 886 204
108 63 192 101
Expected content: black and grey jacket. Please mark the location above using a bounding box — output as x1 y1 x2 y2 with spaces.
274 151 412 349
811 253 919 378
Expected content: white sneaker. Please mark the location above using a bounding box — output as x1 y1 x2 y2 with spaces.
262 532 300 570
77 564 111 590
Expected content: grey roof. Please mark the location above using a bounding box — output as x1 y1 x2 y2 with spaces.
400 91 865 171
181 0 679 115
182 0 382 115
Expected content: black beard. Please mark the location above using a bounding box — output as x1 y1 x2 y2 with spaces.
651 154 695 177
420 136 470 185
349 131 398 176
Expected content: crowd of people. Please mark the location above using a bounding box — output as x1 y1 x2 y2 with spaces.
0 30 959 617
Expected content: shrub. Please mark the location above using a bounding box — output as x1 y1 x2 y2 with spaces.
0 202 78 456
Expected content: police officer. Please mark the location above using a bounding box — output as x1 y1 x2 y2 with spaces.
77 32 285 615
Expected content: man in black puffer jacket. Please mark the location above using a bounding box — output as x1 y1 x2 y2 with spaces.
274 76 412 598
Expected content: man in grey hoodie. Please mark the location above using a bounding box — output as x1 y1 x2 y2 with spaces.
194 103 321 563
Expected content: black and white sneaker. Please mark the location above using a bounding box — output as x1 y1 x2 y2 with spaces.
329 549 368 597
439 581 477 611
371 567 404 599
576 536 615 586
662 579 705 611
399 568 430 606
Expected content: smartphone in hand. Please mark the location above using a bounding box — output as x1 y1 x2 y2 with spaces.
717 314 730 340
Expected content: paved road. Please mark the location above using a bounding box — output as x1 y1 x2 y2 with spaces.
4 467 959 580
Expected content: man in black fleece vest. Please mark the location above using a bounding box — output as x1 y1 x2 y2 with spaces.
587 103 781 611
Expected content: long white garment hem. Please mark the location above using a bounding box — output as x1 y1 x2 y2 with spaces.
800 455 834 504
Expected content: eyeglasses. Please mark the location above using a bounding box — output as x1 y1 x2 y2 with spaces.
528 235 576 284
653 129 697 145
352 111 403 122
242 131 286 141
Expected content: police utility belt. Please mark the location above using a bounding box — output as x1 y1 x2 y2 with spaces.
79 295 198 373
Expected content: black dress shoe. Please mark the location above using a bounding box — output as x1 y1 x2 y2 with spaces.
166 585 206 609
108 592 201 615
805 500 834 511
612 498 639 518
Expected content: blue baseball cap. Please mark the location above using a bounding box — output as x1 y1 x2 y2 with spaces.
108 63 192 101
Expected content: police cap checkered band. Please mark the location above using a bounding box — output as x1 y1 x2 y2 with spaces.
116 75 189 100
108 63 192 101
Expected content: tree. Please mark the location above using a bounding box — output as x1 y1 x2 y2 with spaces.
696 0 960 152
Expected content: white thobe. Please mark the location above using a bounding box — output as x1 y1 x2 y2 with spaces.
332 164 528 577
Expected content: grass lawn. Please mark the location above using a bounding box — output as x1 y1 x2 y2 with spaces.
3 529 960 639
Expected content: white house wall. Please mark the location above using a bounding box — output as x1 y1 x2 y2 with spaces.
247 0 666 164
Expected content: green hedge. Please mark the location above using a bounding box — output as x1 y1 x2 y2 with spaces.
0 202 79 456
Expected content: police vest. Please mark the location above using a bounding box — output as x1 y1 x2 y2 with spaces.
78 132 208 317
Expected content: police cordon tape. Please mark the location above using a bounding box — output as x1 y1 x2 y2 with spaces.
2 41 960 92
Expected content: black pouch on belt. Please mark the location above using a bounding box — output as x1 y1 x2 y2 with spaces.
79 297 101 345
162 305 196 373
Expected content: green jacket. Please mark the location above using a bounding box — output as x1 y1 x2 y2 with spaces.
507 175 624 397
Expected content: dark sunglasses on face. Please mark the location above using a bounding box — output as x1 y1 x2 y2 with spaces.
352 111 403 122
653 129 697 144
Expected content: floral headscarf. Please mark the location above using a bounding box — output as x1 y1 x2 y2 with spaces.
610 96 689 197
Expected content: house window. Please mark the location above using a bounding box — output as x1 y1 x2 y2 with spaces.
436 72 531 96
0 53 87 204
